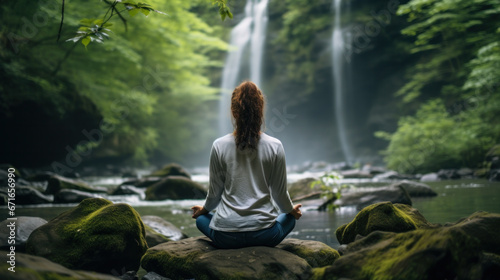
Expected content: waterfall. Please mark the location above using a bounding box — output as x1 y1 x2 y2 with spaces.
218 0 269 135
332 0 354 164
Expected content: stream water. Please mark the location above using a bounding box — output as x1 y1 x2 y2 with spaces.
4 175 499 249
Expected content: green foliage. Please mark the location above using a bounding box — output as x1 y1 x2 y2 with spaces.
65 1 167 48
211 0 233 21
310 171 352 211
1 0 228 166
271 0 332 93
377 0 500 173
395 0 500 102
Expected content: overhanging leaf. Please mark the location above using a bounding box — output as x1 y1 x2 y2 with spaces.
82 36 91 48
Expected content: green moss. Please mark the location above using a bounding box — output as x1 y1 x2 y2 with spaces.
336 202 434 244
26 198 148 273
310 267 327 280
353 228 480 280
141 249 205 280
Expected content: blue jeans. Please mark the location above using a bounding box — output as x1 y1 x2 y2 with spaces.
196 213 296 249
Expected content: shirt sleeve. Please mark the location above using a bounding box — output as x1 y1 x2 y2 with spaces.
203 144 225 212
269 144 294 213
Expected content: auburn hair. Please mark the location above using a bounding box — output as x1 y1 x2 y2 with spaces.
231 81 264 150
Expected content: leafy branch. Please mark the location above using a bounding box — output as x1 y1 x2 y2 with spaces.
212 0 233 21
310 171 353 211
64 0 167 49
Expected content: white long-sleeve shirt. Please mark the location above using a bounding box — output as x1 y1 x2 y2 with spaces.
203 133 294 232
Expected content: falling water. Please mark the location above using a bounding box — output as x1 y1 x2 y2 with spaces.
332 0 354 164
218 0 269 135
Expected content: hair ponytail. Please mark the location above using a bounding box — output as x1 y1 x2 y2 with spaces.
231 81 264 150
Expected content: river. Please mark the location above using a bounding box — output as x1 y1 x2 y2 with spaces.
4 174 500 249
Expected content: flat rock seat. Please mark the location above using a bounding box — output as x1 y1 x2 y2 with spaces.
140 236 340 280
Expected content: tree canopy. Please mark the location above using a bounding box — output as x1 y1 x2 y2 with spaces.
1 0 228 168
376 0 500 173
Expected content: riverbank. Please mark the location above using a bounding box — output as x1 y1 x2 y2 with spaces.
1 162 500 278
1 197 499 279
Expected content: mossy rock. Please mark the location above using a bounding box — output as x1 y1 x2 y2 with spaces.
0 251 120 279
141 236 216 279
319 227 483 280
147 163 191 179
145 176 207 200
335 202 437 244
26 198 148 273
277 238 340 267
141 236 337 280
446 211 500 255
45 175 107 195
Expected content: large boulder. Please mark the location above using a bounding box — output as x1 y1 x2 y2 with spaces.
335 202 436 244
145 176 207 201
445 211 500 255
45 175 107 194
142 215 187 242
0 251 119 279
147 163 191 179
141 236 339 280
389 180 437 197
318 227 483 280
54 189 104 204
334 184 412 210
0 216 47 252
26 198 148 273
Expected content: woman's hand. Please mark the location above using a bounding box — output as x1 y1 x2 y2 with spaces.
191 205 208 219
289 204 302 220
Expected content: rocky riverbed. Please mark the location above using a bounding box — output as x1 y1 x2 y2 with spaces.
1 197 499 279
0 162 499 279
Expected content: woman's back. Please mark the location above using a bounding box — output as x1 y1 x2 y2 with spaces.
191 80 301 249
205 133 293 231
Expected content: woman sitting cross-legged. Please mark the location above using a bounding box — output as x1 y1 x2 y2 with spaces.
191 80 302 249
